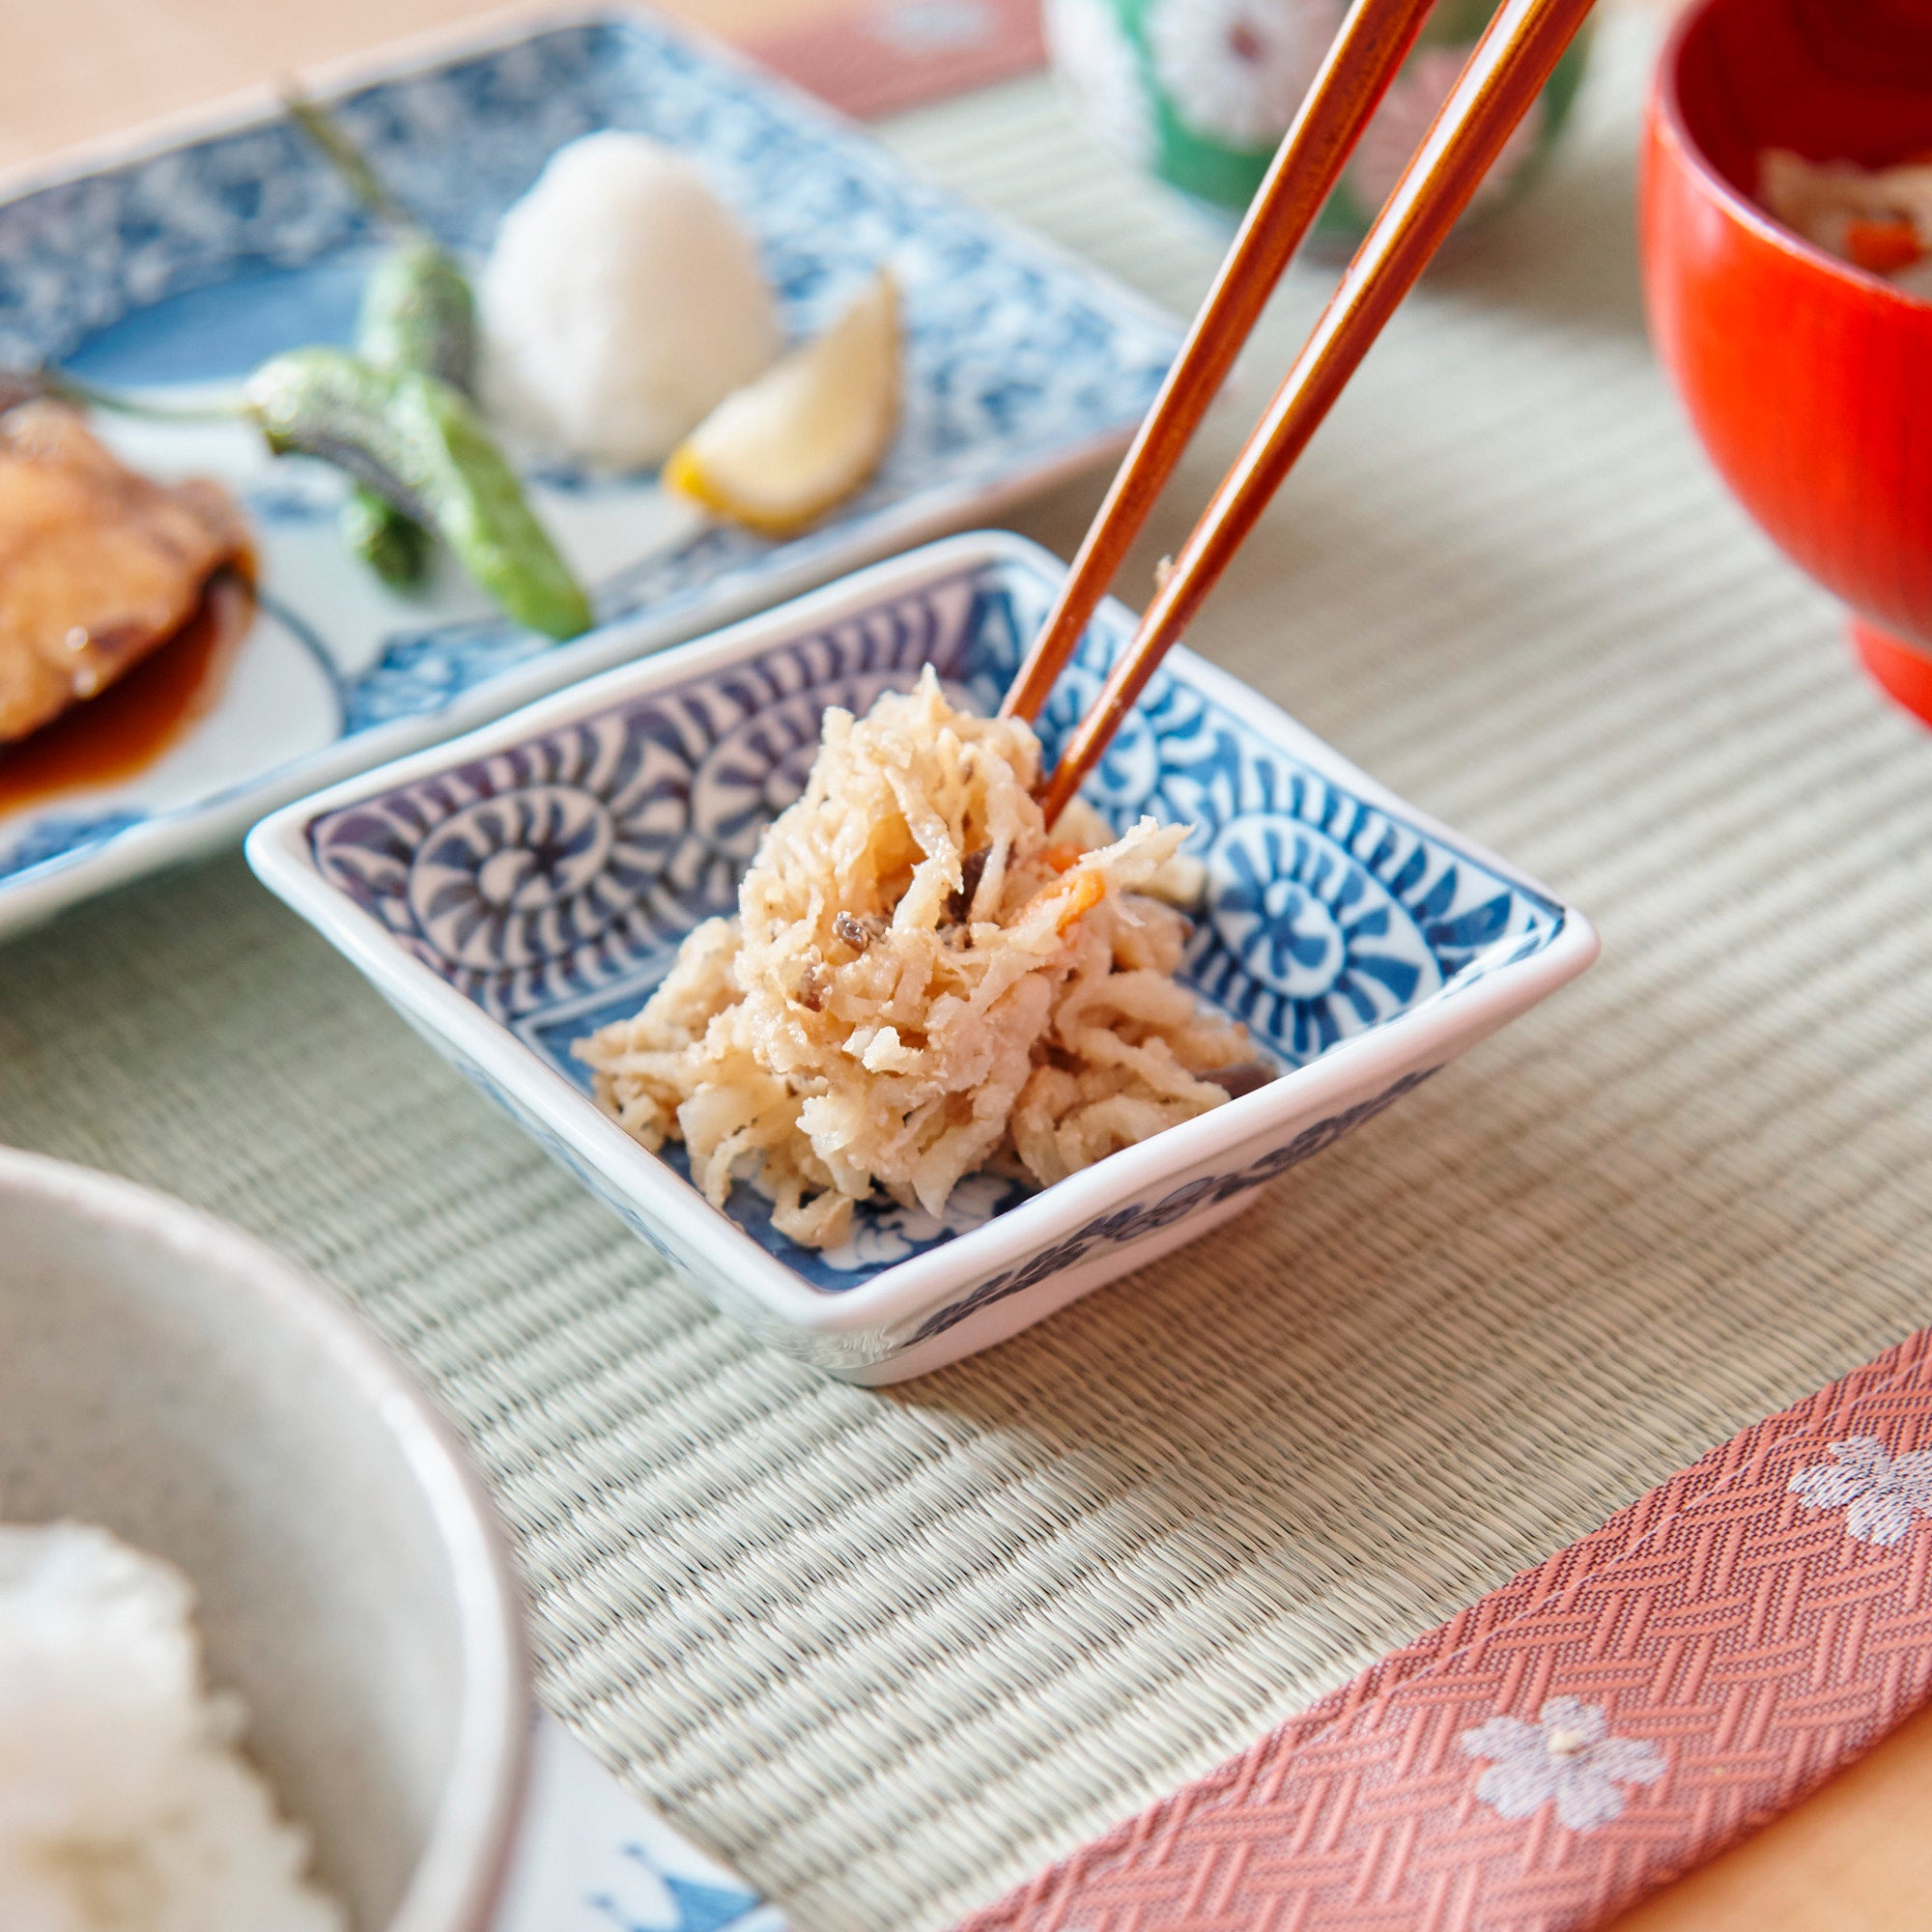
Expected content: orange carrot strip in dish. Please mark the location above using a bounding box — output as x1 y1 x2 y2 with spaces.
1846 216 1924 275
1050 870 1106 930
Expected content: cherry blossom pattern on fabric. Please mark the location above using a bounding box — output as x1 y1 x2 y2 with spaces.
1147 0 1341 148
1789 1435 1932 1548
1458 1696 1666 1832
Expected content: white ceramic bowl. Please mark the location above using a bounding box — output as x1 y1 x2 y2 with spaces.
249 531 1598 1383
0 1149 531 1931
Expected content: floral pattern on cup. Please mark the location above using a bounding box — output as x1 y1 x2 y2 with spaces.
1146 0 1334 149
1045 0 1158 167
1046 0 1591 242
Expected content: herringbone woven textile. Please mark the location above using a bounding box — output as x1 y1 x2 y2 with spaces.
953 1331 1932 1931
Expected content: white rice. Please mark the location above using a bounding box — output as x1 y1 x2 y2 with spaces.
479 130 782 468
0 1520 347 1932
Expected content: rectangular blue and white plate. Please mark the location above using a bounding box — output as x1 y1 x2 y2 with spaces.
0 7 1179 940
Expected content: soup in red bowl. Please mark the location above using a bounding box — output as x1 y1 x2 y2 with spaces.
1640 0 1932 720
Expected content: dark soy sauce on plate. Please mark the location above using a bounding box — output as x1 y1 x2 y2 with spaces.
0 571 254 814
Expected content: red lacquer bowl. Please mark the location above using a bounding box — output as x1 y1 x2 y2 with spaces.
1640 0 1932 721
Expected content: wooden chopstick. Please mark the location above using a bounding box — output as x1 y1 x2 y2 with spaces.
1033 0 1598 825
999 0 1436 727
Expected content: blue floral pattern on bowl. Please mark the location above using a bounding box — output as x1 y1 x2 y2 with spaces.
253 532 1595 1378
0 11 1179 936
303 543 1566 1293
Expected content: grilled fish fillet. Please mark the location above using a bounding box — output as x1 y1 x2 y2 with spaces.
0 401 249 745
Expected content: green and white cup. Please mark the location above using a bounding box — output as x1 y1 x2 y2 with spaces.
1044 0 1592 247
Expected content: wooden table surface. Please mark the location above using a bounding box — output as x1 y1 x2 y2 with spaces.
3 2 1927 1926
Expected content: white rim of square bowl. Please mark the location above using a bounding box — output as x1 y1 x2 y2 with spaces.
247 529 1600 1351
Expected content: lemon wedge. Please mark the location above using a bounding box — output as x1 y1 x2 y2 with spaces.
664 270 899 536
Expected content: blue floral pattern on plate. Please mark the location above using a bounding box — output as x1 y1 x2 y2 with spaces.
497 1716 784 1932
0 12 1178 917
307 548 1567 1291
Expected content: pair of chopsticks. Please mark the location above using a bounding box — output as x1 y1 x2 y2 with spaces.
1009 0 1597 822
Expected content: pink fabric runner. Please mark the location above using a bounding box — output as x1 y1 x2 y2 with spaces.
741 0 1045 121
952 1327 1932 1931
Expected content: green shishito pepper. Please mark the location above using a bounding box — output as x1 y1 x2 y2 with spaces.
284 90 479 589
346 238 477 586
338 476 435 587
357 236 475 392
246 347 590 641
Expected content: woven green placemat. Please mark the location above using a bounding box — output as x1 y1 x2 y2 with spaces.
5 17 1932 1930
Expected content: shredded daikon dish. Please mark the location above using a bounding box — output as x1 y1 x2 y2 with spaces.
578 668 1261 1249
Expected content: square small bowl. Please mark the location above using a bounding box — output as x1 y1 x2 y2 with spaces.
248 533 1597 1383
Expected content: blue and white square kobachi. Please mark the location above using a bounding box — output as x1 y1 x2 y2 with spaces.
306 549 1568 1291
